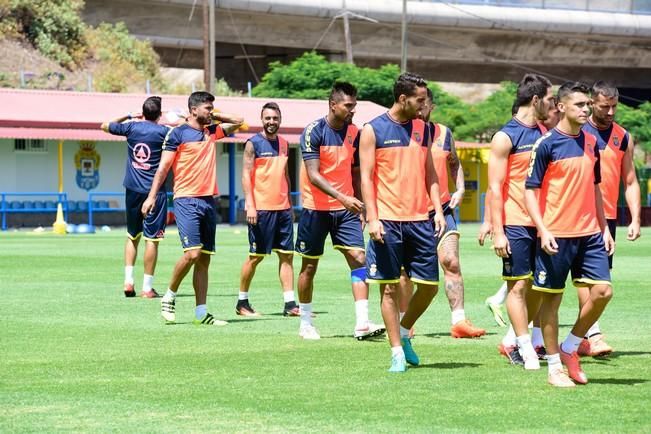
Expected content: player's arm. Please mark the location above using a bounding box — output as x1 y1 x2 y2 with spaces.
141 150 175 216
447 133 465 209
241 140 257 225
595 186 615 256
622 135 641 240
359 124 383 243
478 189 493 246
100 113 141 133
304 160 363 213
524 141 557 255
285 159 294 222
426 133 446 238
488 132 511 257
211 111 244 135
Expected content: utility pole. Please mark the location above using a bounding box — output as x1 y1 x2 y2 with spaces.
203 0 210 91
400 0 407 72
342 0 353 64
209 0 216 94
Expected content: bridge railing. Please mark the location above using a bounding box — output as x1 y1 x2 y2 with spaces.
417 0 651 14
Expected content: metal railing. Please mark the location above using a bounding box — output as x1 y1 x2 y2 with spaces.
1 192 68 231
417 0 651 14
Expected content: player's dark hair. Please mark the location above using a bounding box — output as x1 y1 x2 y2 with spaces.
511 99 518 115
557 81 590 102
261 102 281 117
591 81 619 99
393 72 427 102
513 73 552 108
426 87 434 101
329 81 357 103
142 96 162 121
188 91 215 111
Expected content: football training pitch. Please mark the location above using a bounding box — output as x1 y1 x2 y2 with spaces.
1 224 650 432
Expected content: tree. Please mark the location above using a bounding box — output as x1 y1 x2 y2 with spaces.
453 82 516 143
617 102 651 161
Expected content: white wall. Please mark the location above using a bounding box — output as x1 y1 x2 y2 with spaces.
0 139 244 203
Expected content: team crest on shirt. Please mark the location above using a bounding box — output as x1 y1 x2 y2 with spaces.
347 134 353 145
414 132 421 143
613 136 620 147
538 271 547 284
132 143 152 170
369 263 377 277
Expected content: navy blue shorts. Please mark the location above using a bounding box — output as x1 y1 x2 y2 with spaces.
295 209 365 258
366 220 439 285
248 209 294 255
126 188 167 240
173 196 217 254
532 232 611 293
502 225 537 280
607 219 617 269
429 201 459 248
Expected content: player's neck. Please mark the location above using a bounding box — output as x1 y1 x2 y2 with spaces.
556 118 582 136
514 106 537 127
326 113 345 130
590 115 612 130
388 105 410 123
187 118 205 131
263 131 278 140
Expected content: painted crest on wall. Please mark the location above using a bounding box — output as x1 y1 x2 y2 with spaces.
75 141 101 191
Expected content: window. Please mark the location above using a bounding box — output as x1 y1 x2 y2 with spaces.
221 143 245 153
14 138 47 153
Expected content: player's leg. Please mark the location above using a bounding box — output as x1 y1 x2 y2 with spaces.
398 270 415 337
577 219 616 356
237 210 271 316
191 197 226 326
500 227 538 368
140 191 167 298
399 221 440 366
367 221 405 371
123 189 144 297
539 291 573 387
439 230 485 338
295 209 329 339
485 281 508 327
273 208 298 316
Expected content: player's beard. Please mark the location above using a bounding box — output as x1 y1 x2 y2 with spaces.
265 124 278 135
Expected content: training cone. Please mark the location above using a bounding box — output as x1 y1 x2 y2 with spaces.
52 203 67 235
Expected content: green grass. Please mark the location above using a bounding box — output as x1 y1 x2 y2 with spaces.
1 224 650 433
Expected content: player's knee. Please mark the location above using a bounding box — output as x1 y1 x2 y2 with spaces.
301 262 318 279
249 255 264 267
184 249 202 264
592 284 613 302
441 256 460 275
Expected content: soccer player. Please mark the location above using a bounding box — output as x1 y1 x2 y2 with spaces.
487 73 555 369
525 81 615 387
295 82 385 341
398 88 486 339
360 72 446 372
101 96 169 298
142 91 243 326
237 102 299 317
480 96 561 328
577 81 642 356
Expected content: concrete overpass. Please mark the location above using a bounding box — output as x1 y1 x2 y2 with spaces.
82 0 651 92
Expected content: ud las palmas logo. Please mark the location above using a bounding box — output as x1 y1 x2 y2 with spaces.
75 141 100 191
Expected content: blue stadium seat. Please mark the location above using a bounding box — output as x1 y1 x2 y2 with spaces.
77 201 88 211
98 200 109 209
67 201 77 212
33 200 45 209
45 200 57 210
10 201 23 210
22 201 35 209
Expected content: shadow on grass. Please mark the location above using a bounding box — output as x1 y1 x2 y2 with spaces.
266 311 328 317
607 351 651 359
417 362 482 369
589 378 649 385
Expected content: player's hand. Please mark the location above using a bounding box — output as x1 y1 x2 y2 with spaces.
368 219 385 244
359 213 366 231
433 212 446 238
246 207 257 225
540 230 559 255
141 197 155 217
477 221 493 246
340 195 365 214
604 229 616 256
627 222 641 241
449 190 464 209
492 232 511 258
